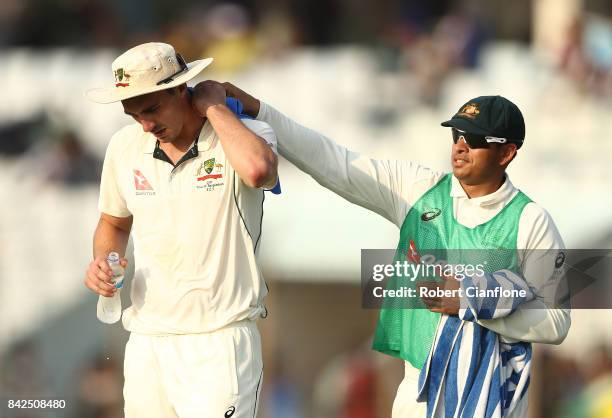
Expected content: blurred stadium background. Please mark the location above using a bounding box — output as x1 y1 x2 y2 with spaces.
1 0 611 417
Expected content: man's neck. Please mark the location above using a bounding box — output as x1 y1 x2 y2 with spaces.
168 110 205 153
459 175 506 198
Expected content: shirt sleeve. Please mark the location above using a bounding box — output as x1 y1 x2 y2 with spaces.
257 102 444 227
458 269 536 321
241 118 278 155
98 132 132 218
477 203 570 344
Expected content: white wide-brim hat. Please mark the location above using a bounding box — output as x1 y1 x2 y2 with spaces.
86 42 213 104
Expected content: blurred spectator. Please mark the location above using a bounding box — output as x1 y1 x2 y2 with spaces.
410 4 488 105
0 0 26 46
342 352 376 418
0 114 101 185
560 18 594 93
313 342 377 418
256 10 298 60
0 114 45 156
71 355 123 418
162 5 212 63
433 6 488 69
43 131 102 185
14 0 124 48
290 0 340 45
0 339 51 399
164 2 297 73
386 2 489 106
262 354 304 418
560 15 612 100
201 3 260 73
540 345 612 418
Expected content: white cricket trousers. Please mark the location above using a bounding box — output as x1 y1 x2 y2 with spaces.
123 320 263 418
391 362 529 418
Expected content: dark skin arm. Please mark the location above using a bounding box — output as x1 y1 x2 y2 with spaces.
221 82 261 118
418 275 461 315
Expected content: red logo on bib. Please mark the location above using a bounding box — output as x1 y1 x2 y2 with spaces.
407 239 421 263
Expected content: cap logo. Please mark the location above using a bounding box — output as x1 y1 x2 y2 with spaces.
114 68 131 87
457 103 480 119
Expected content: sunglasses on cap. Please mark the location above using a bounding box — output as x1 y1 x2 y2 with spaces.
451 128 511 149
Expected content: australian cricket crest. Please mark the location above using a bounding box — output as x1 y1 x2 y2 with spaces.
457 102 480 119
114 68 131 87
196 157 225 191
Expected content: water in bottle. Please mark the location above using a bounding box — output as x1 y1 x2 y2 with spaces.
96 252 125 324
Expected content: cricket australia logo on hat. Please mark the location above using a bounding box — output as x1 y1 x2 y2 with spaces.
196 158 225 191
114 68 131 87
457 102 480 119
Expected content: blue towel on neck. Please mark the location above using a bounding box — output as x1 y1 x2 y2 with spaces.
188 88 280 194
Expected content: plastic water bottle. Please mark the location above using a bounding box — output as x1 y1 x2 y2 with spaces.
96 252 124 324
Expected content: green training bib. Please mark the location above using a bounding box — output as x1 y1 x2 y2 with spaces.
372 173 531 369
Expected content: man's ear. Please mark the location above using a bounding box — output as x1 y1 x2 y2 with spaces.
176 83 188 97
500 143 518 167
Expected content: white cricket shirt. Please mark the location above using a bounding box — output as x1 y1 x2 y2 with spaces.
99 118 276 335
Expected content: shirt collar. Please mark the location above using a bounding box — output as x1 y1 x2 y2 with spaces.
145 119 215 155
450 174 517 206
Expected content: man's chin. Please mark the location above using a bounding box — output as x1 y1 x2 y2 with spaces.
452 167 468 179
156 136 174 143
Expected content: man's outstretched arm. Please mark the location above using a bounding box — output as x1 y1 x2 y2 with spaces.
222 83 444 227
193 81 278 189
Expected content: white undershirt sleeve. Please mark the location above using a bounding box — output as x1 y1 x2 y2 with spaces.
241 118 278 155
478 203 570 344
257 102 443 227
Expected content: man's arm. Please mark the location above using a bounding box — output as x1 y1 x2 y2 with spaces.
421 269 535 320
193 81 278 189
86 129 132 297
84 213 132 297
222 83 444 227
479 303 570 344
420 202 570 344
478 205 571 344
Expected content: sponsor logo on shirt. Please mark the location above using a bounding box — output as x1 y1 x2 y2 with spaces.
133 169 155 195
224 406 236 417
196 158 223 181
421 208 442 221
196 158 225 191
